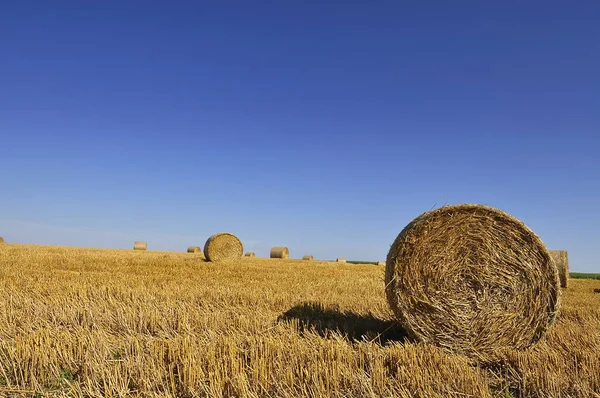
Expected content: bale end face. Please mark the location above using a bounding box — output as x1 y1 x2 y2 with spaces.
270 246 290 259
133 241 147 251
204 233 243 262
336 258 346 263
549 250 569 288
187 246 202 254
302 255 314 261
385 204 561 363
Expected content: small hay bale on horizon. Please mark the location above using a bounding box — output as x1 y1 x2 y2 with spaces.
302 255 314 260
385 204 560 363
244 252 256 257
204 233 243 262
0 237 4 243
270 246 289 259
187 246 202 254
336 258 346 263
549 250 569 288
377 261 385 266
133 241 147 251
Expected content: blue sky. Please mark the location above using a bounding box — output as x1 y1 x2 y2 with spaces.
0 2 598 271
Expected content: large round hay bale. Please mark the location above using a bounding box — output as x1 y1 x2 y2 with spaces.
133 241 147 251
385 204 560 362
244 252 256 257
203 233 243 262
302 255 314 260
549 250 569 288
187 246 202 254
336 258 346 263
270 246 289 259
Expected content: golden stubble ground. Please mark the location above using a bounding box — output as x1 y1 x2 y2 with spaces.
0 244 598 398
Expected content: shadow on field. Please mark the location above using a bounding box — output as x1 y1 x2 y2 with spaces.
278 302 410 344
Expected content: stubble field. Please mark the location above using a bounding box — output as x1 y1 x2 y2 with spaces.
0 244 598 397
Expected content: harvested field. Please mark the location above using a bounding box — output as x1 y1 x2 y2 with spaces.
0 243 598 397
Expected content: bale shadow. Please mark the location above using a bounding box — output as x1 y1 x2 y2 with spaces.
278 302 410 344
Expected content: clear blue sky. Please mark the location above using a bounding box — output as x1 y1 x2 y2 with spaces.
0 2 598 271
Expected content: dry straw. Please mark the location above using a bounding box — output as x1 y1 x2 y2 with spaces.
244 252 256 257
187 246 202 254
133 241 147 251
549 250 569 288
204 233 243 262
270 246 289 259
385 204 561 363
302 255 314 260
336 258 346 263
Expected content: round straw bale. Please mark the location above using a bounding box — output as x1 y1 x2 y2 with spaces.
385 204 560 362
270 246 289 259
133 241 147 251
203 233 243 262
549 250 569 288
377 261 385 266
336 258 346 263
0 237 4 243
244 252 256 257
187 246 202 254
302 255 314 260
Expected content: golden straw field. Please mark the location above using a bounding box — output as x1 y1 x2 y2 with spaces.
0 244 599 398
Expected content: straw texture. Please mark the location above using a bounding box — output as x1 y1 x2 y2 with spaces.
385 204 561 362
549 250 569 288
187 246 202 254
270 247 289 259
203 233 243 262
133 241 147 251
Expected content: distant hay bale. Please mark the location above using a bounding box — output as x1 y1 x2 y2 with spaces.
302 255 314 260
385 204 561 362
187 246 202 254
270 246 289 259
0 237 4 243
377 261 385 266
203 233 243 262
336 258 346 263
244 252 256 257
549 250 569 288
133 241 147 251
